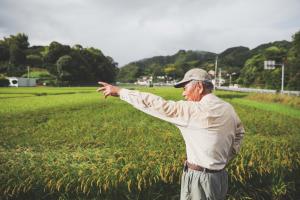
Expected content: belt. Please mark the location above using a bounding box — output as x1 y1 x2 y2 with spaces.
184 161 223 173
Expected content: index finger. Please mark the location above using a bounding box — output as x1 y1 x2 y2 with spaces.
96 87 106 92
98 81 109 86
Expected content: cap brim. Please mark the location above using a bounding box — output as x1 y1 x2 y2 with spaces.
174 79 190 88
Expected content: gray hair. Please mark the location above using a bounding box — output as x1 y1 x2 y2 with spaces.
189 80 214 94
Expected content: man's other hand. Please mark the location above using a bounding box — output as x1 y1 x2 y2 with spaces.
97 82 121 98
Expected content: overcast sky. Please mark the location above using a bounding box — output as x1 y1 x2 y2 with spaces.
0 0 299 66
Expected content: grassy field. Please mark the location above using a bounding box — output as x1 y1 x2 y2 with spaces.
0 87 300 200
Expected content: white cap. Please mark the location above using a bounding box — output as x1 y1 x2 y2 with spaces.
174 68 211 88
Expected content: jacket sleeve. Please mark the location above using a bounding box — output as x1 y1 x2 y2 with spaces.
119 89 192 127
229 114 245 160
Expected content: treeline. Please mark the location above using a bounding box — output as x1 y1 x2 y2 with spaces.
0 33 118 85
118 31 300 90
1 31 299 90
117 50 217 83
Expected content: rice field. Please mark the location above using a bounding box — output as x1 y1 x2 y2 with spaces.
0 86 299 200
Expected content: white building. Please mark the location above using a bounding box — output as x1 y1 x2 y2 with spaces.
212 78 225 86
135 76 153 86
7 77 37 87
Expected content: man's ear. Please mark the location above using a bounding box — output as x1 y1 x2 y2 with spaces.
198 82 204 95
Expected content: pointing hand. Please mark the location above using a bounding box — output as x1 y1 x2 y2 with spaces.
97 82 121 98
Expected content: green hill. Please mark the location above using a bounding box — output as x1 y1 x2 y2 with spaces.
117 36 300 90
117 50 216 83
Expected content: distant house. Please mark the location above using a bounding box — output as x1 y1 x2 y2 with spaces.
212 78 225 86
135 76 153 86
7 77 37 87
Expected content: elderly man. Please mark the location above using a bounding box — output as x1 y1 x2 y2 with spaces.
97 68 244 200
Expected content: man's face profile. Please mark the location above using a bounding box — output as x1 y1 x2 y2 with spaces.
182 81 203 101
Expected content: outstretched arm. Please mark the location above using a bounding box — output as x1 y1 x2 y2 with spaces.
96 82 192 127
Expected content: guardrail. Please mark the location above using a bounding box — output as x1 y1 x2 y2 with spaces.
282 90 300 96
217 86 300 96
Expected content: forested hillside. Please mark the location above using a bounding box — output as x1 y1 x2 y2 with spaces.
0 33 118 86
117 50 217 83
118 31 300 90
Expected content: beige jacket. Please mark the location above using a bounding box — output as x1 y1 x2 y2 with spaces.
119 89 245 170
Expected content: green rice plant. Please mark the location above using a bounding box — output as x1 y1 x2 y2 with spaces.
0 87 299 199
245 93 300 109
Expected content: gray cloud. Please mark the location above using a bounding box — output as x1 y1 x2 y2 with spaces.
0 0 300 66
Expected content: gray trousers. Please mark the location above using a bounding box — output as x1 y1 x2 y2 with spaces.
180 168 228 200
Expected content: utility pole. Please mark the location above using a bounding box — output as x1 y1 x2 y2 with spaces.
214 56 218 90
281 63 285 94
27 66 30 79
218 68 222 87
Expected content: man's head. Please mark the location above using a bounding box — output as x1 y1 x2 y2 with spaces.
174 68 213 101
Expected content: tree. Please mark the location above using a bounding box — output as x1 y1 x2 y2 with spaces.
0 41 9 62
9 43 26 66
219 46 250 70
73 44 83 50
264 46 286 62
5 33 29 66
0 33 118 84
239 54 264 86
0 33 29 75
44 42 71 64
286 30 300 90
287 72 300 90
4 33 29 49
56 55 73 84
26 55 43 67
117 64 139 83
164 64 177 80
292 30 300 56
